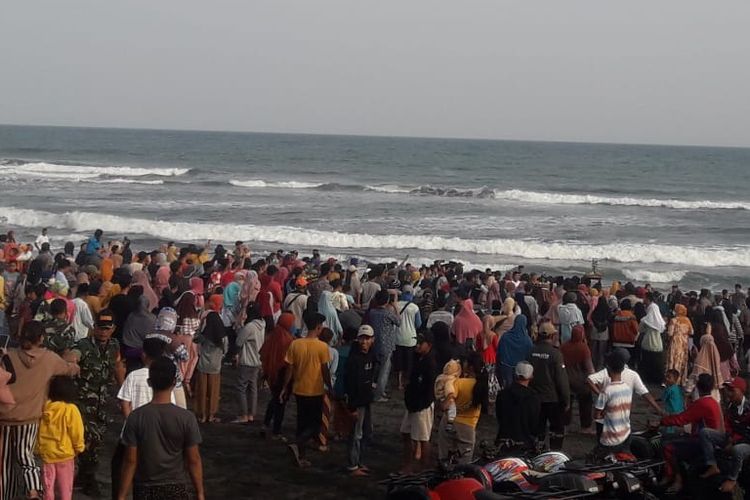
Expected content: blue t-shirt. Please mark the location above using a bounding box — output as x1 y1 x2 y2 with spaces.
663 384 685 434
85 236 101 255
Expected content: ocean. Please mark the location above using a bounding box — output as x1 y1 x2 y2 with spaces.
2 124 750 290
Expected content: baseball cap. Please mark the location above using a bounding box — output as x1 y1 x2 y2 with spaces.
155 307 178 333
515 361 534 380
357 325 374 337
416 331 434 344
725 377 748 394
538 321 556 338
96 310 115 328
296 276 308 287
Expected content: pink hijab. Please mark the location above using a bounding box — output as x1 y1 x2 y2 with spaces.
190 277 205 309
154 265 171 297
451 298 483 345
132 270 159 312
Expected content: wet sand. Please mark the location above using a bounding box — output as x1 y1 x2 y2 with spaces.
81 366 661 499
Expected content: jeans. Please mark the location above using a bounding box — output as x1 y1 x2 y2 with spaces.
700 428 750 481
374 353 392 400
236 365 260 416
0 310 8 337
348 405 372 470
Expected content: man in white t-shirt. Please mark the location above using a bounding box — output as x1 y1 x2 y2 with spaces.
588 349 664 438
594 352 633 452
35 228 49 252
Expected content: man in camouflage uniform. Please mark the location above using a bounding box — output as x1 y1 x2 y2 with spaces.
42 297 76 355
72 309 125 496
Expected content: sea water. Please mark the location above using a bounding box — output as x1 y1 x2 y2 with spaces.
2 124 749 290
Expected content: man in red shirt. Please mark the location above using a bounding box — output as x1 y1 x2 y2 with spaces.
658 373 723 493
699 377 750 493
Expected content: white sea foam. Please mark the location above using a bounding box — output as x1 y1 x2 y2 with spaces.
622 269 687 283
229 179 323 189
364 185 412 194
493 189 750 211
228 178 748 211
2 207 750 268
0 162 189 178
84 178 164 185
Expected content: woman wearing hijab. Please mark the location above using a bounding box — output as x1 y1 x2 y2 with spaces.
260 312 295 439
451 297 483 348
560 325 594 433
706 308 736 381
121 295 156 373
153 253 171 297
189 277 205 310
639 294 666 384
493 297 516 337
318 290 342 344
233 271 259 330
684 334 724 402
132 270 158 312
496 315 533 389
666 304 693 384
194 308 228 423
590 296 611 370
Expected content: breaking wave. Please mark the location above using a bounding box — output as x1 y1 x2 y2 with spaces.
2 207 750 268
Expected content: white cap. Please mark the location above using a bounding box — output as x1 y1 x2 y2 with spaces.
515 361 534 380
357 325 375 337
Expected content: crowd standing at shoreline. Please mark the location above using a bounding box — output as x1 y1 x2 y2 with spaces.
2 228 750 498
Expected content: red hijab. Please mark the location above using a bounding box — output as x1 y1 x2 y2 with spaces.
260 312 295 388
561 324 591 366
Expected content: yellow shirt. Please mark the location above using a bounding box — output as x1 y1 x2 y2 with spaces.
454 378 482 428
37 401 85 463
284 338 331 397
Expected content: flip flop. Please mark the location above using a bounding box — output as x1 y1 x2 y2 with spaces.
288 444 303 467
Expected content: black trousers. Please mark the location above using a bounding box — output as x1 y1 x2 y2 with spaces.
110 441 125 500
538 401 566 450
295 394 323 457
264 383 287 435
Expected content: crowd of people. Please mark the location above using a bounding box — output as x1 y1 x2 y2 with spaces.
1 227 750 498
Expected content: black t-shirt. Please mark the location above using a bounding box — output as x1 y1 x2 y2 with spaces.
122 403 202 486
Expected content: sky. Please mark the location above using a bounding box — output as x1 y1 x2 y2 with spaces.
1 1 749 147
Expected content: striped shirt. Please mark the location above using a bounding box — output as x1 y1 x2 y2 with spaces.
595 380 632 446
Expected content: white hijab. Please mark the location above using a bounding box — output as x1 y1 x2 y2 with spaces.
642 302 666 332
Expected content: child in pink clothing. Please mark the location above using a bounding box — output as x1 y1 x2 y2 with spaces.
37 377 84 500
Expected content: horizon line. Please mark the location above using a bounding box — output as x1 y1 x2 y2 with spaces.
1 121 748 151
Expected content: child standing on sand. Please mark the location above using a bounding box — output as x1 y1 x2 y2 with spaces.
37 377 85 500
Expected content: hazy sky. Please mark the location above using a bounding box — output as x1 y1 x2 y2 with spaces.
2 1 749 146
